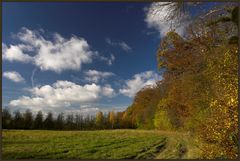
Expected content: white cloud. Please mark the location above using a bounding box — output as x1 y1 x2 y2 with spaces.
9 80 116 111
106 38 132 52
102 84 116 97
63 104 126 116
3 28 97 73
119 71 161 98
2 43 33 63
84 69 115 83
3 71 25 83
65 107 100 116
145 2 190 37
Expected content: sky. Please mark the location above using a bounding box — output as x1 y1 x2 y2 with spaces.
2 2 219 115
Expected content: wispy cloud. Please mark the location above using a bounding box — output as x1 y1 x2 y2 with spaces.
31 67 38 88
106 38 132 52
98 53 115 66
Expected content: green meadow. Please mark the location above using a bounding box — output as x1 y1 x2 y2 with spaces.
2 130 202 159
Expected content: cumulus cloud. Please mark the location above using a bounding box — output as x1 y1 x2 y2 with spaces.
2 28 96 73
102 84 116 97
145 2 190 37
119 71 161 98
106 38 132 52
2 43 34 63
3 71 25 83
9 80 116 111
84 70 115 83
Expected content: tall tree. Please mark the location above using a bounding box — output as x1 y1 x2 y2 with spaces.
43 112 54 130
95 111 104 129
23 109 33 129
55 112 64 130
65 113 75 130
75 113 83 130
13 111 24 129
125 84 163 129
2 108 12 129
108 111 115 129
33 111 43 129
155 5 238 158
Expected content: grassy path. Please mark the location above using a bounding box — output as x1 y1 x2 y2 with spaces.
154 131 202 159
2 129 202 159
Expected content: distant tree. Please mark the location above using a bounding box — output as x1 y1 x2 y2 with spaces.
102 113 110 129
108 111 115 129
13 111 24 129
23 109 33 129
2 108 12 129
55 112 64 130
115 112 123 129
43 112 54 130
65 114 75 130
95 111 104 129
89 115 96 130
83 115 89 130
75 113 84 130
33 111 43 129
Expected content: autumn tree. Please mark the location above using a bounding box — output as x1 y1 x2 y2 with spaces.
108 111 115 129
155 5 238 158
121 111 132 129
125 83 163 129
95 111 104 129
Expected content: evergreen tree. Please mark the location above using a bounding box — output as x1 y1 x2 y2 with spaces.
23 109 33 129
13 111 24 129
43 112 54 130
33 111 43 129
55 112 64 130
2 108 12 129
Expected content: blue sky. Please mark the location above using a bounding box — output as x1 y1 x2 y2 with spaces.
2 2 219 115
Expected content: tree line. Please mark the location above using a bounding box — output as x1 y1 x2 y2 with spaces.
2 109 136 130
123 5 238 159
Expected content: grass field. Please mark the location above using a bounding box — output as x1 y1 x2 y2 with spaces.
2 129 202 159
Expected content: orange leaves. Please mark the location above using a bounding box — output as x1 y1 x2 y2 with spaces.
155 7 238 158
